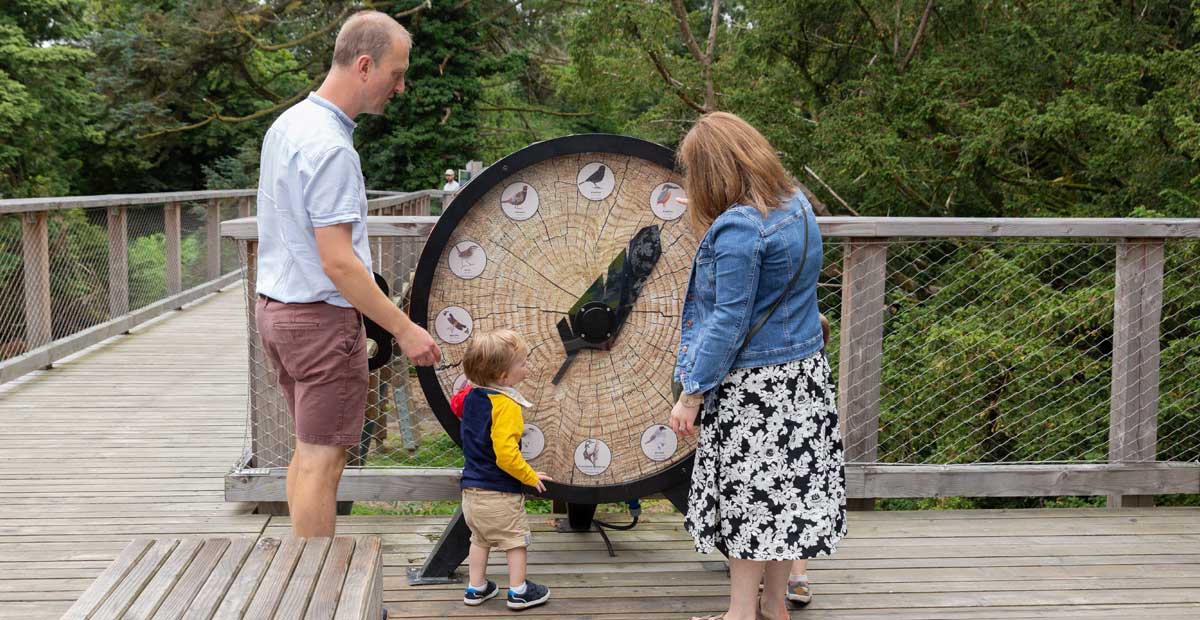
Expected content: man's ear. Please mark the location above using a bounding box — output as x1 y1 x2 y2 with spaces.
356 54 372 79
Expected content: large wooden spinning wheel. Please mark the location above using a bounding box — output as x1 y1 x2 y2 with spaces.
411 135 698 504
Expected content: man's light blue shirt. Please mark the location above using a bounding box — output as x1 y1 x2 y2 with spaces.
254 92 372 308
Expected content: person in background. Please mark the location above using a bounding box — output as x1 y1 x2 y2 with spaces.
442 168 461 192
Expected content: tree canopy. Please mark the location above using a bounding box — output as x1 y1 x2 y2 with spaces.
1 0 1194 217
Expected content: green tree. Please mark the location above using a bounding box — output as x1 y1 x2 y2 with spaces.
0 0 102 197
356 1 487 190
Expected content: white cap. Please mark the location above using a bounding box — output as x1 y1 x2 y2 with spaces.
444 169 455 176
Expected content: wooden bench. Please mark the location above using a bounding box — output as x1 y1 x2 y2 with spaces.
61 535 384 620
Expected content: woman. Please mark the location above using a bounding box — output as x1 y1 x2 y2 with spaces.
669 112 846 620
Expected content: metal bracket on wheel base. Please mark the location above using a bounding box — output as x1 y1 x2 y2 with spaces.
406 508 470 585
552 502 598 532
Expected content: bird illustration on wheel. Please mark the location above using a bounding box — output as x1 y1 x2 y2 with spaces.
502 184 528 206
576 162 614 200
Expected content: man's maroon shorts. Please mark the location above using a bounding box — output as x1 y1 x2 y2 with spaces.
255 295 368 446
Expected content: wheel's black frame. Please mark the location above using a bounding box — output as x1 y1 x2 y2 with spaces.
409 134 694 505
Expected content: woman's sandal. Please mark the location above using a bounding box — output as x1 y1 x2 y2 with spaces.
756 597 785 620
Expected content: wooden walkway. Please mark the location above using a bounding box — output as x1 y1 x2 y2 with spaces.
2 286 1200 619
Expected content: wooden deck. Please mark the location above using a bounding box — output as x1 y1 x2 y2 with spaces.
2 286 1200 619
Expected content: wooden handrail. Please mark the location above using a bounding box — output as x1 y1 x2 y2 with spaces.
222 215 1200 241
0 190 256 214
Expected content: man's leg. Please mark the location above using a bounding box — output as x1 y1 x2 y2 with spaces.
288 440 348 537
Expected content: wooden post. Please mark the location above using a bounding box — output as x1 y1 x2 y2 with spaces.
1108 239 1164 509
107 207 129 318
379 206 397 292
164 202 181 296
244 239 294 471
21 211 52 349
466 160 484 181
206 200 221 280
837 239 888 511
238 196 252 219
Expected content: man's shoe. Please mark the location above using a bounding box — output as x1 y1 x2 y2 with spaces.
463 580 499 606
506 580 550 610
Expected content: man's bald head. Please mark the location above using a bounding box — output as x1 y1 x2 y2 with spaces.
332 10 411 68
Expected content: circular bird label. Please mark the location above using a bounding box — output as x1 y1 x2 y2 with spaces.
448 241 486 279
500 182 539 221
434 306 473 344
650 182 686 221
576 162 615 201
640 424 678 462
521 424 545 461
452 373 469 394
573 438 612 476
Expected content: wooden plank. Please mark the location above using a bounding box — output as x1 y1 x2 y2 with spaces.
108 206 129 317
1108 239 1165 509
226 463 1200 503
365 191 440 212
846 463 1200 498
242 238 296 469
273 537 331 620
334 536 381 620
206 202 222 280
165 202 182 296
237 197 252 220
0 267 242 384
89 539 178 620
21 210 52 350
212 537 281 620
0 190 256 214
224 468 462 502
304 537 356 620
181 537 254 620
813 217 1200 238
58 537 153 620
122 538 203 620
217 215 1200 240
836 239 887 509
220 217 438 241
150 537 230 620
240 536 304 619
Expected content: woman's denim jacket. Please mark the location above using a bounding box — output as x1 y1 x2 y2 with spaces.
674 191 824 396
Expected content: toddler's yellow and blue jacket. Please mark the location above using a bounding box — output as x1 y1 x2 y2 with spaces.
460 388 539 493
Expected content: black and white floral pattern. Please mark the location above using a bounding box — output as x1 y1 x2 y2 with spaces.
685 353 847 560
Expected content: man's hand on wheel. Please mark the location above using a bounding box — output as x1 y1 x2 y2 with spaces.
397 325 441 366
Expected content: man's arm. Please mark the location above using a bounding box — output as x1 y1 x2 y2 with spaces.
314 223 441 366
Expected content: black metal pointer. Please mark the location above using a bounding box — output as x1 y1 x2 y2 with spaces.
550 225 662 385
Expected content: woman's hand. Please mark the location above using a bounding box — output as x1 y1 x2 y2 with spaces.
534 471 553 493
669 400 701 436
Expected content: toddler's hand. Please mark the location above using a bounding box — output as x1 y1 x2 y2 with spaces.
534 471 553 493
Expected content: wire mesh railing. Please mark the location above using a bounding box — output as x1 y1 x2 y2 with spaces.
229 215 1200 477
874 239 1120 465
232 192 458 470
0 191 255 382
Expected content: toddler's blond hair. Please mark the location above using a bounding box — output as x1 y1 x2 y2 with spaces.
462 329 528 386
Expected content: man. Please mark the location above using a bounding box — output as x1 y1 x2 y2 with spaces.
442 168 461 192
254 10 441 538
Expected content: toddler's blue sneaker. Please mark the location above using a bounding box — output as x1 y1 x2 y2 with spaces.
463 580 499 606
506 580 550 610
